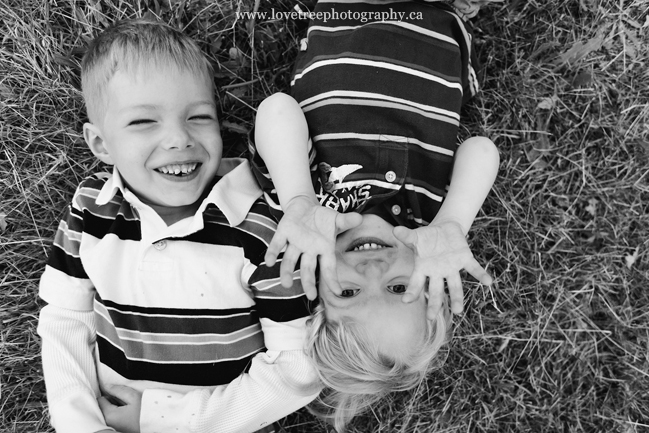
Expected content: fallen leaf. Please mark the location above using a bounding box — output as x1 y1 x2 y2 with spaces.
53 54 78 69
524 144 549 169
625 247 639 269
211 36 223 52
585 198 597 217
229 47 242 61
537 96 558 110
221 120 249 135
554 34 604 66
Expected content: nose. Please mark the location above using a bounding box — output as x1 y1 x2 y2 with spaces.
354 259 389 277
164 122 194 150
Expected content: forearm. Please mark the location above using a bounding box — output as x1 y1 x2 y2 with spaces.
141 351 321 433
254 92 317 207
141 318 319 433
37 304 110 432
432 136 499 234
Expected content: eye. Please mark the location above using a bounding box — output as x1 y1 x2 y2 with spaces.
128 119 155 126
189 114 215 121
338 288 359 298
387 284 407 294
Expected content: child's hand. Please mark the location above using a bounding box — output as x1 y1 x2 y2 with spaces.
265 195 362 299
393 221 492 320
97 384 142 433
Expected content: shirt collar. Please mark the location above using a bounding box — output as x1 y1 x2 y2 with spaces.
203 158 262 226
95 166 126 206
94 159 262 227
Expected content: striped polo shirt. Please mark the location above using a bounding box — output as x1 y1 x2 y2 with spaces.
39 158 311 387
252 0 480 228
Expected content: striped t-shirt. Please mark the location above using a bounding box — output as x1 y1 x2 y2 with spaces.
253 1 480 228
39 158 312 387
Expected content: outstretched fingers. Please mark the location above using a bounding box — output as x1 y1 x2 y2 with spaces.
426 275 445 321
278 245 301 288
334 212 363 235
465 259 493 286
402 270 427 303
299 253 318 300
265 231 287 267
446 273 464 314
392 225 418 249
318 252 342 296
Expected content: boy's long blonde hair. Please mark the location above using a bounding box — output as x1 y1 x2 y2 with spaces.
81 18 213 124
306 302 452 432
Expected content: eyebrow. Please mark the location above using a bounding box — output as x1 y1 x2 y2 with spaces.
123 101 216 111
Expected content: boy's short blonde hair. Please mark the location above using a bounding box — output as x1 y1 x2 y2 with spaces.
81 18 214 124
306 303 452 432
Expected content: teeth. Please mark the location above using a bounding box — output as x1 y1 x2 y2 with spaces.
157 163 198 175
353 243 385 252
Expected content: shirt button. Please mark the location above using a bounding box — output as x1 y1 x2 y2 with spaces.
391 205 401 215
153 240 167 250
385 171 397 182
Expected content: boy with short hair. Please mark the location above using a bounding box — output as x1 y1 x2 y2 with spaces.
249 1 500 430
37 19 320 433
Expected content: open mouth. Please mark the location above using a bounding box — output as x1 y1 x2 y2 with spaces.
346 237 392 252
155 162 200 177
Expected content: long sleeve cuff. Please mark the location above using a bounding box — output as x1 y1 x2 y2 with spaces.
50 389 113 433
140 350 321 433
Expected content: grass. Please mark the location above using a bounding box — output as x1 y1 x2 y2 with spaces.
1 0 648 432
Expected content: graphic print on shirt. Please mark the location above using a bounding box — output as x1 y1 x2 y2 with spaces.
315 162 371 212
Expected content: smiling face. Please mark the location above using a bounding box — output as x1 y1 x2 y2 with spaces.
320 214 428 358
83 66 222 223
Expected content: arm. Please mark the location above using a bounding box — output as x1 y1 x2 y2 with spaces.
254 93 361 297
254 92 315 212
101 346 320 433
431 136 500 234
396 136 499 318
38 291 112 433
38 193 114 432
147 323 320 433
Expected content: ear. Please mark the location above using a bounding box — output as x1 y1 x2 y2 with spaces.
83 123 114 165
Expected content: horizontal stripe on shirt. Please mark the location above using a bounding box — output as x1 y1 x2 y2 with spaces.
97 336 260 386
293 58 463 92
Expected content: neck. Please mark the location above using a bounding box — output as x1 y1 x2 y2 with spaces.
150 201 201 226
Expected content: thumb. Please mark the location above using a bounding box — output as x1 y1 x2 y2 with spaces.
104 384 139 404
334 212 363 235
393 226 418 249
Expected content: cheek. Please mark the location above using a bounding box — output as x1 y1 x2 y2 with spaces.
333 260 360 284
198 127 222 147
396 250 416 272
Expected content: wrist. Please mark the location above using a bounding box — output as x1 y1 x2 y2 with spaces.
285 193 319 209
429 218 466 235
